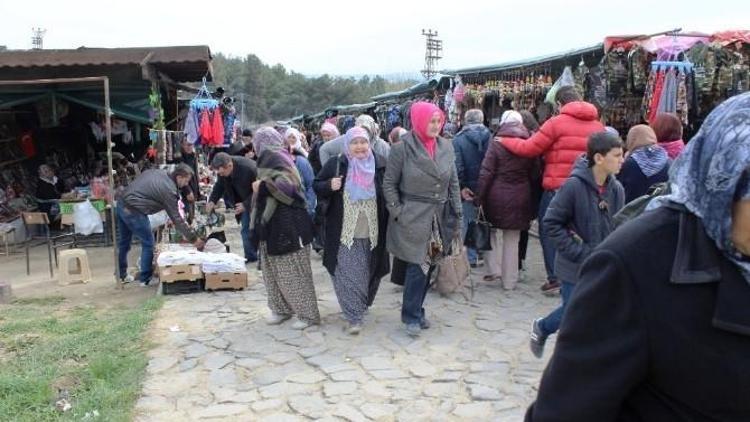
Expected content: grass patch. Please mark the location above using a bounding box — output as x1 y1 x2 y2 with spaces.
0 296 164 421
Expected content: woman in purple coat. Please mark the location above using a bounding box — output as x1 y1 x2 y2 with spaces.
475 111 536 289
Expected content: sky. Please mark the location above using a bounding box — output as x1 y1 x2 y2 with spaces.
2 0 749 78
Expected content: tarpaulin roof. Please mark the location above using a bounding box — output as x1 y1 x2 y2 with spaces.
443 45 603 76
604 30 750 52
370 74 452 102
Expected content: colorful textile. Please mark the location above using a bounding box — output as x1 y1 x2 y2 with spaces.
333 238 373 324
211 108 225 146
260 243 320 324
199 109 212 144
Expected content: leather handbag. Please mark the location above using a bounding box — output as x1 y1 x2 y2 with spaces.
464 206 492 251
435 235 472 298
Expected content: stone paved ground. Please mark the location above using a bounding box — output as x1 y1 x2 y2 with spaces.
134 224 558 421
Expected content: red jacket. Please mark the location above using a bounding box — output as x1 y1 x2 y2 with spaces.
501 101 604 191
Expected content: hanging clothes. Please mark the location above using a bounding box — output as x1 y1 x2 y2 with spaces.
184 108 200 144
648 70 666 123
657 69 678 114
211 109 225 146
199 109 213 145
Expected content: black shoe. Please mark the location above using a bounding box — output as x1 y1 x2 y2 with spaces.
420 318 431 330
530 318 548 358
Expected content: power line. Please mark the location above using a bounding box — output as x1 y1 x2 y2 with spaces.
421 29 443 79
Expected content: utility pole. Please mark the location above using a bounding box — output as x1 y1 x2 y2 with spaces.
421 29 443 79
31 28 46 50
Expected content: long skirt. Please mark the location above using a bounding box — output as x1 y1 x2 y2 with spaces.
333 238 373 324
259 242 320 324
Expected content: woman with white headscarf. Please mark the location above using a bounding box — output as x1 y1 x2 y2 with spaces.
475 111 536 289
526 92 750 421
285 128 316 216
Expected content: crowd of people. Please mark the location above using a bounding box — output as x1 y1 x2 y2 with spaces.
114 87 750 420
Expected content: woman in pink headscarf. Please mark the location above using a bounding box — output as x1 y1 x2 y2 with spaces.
383 101 462 337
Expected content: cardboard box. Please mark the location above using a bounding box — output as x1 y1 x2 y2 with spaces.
205 272 248 291
159 264 203 283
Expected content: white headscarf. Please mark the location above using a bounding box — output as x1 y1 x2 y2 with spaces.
500 110 523 126
284 128 308 157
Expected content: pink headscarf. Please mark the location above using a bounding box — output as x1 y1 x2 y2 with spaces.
320 122 340 138
410 102 445 159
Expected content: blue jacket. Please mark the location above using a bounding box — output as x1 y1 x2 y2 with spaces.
543 157 625 283
453 124 491 192
294 153 316 216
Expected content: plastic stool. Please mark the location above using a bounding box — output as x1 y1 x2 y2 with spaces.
57 249 92 285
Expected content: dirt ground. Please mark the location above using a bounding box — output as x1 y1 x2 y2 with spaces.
0 241 156 310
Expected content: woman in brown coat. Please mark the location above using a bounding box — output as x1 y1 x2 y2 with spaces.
475 111 535 289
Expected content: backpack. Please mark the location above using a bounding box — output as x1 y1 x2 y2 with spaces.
613 182 670 228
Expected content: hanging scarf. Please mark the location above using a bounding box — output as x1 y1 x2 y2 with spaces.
344 127 376 202
210 108 225 146
650 92 750 285
199 109 212 144
410 102 445 159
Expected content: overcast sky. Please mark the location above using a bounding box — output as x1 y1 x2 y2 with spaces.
2 0 749 77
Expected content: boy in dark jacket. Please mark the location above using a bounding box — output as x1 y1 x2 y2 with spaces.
530 131 625 358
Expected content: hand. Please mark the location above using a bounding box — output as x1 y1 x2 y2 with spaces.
461 188 475 201
252 180 261 193
331 177 343 191
205 201 215 213
193 238 205 251
234 203 245 215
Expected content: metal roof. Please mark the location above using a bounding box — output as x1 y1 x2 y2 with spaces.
443 44 603 76
0 45 213 82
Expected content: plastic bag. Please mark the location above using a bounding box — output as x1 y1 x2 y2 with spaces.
545 66 576 105
73 200 103 235
149 210 169 230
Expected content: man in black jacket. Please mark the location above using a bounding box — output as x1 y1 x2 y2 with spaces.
206 152 258 262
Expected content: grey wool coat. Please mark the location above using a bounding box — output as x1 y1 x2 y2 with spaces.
383 131 462 265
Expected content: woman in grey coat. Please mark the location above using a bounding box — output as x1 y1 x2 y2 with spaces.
383 101 462 337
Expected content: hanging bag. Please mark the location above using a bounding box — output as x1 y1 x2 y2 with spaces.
464 206 492 251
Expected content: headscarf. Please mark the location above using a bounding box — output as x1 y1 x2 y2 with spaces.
626 125 657 153
251 128 305 226
442 122 457 138
338 115 356 134
500 110 523 126
388 127 406 144
284 128 308 157
410 101 445 159
344 127 376 202
355 114 379 143
651 92 750 284
604 126 620 137
320 122 340 138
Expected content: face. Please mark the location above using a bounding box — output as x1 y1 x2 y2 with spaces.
181 141 194 154
348 137 370 159
39 166 54 179
176 175 191 188
595 147 625 175
426 114 442 138
320 130 334 142
215 161 233 177
732 200 750 255
242 135 252 145
286 134 297 147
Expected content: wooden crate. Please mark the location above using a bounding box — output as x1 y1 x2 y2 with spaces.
205 272 248 291
159 264 203 283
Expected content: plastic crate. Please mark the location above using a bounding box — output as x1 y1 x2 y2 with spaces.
90 199 107 212
58 201 79 215
162 279 204 295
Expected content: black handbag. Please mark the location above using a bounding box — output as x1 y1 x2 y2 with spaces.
313 154 342 225
464 206 492 251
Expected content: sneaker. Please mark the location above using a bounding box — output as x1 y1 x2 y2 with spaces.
139 281 150 288
404 323 421 337
266 313 291 325
347 323 363 335
530 318 548 358
291 319 312 330
419 318 431 330
121 275 134 284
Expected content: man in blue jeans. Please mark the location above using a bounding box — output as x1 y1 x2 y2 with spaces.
117 164 204 286
206 152 258 263
453 109 491 266
530 132 625 357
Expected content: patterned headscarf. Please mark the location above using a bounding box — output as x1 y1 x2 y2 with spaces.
344 127 376 202
355 114 380 143
651 92 750 283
